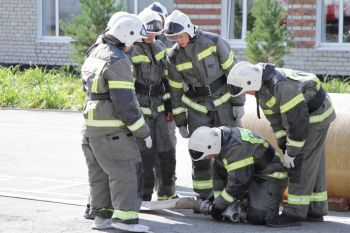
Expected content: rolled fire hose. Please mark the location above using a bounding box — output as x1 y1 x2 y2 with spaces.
241 93 350 203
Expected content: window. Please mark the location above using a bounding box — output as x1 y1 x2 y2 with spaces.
318 0 350 48
222 0 287 47
37 0 81 42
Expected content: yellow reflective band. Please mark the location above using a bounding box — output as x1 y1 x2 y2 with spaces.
168 79 183 89
214 190 222 198
108 80 135 89
311 191 327 202
221 189 235 203
239 128 269 148
176 62 193 72
262 109 274 115
192 179 213 190
226 157 254 172
197 46 217 60
182 95 208 113
128 116 145 132
288 194 311 205
221 50 234 70
85 119 125 127
172 107 186 115
157 104 165 112
223 158 228 169
287 137 305 148
213 92 231 107
310 104 334 123
112 210 138 220
266 96 277 108
268 172 288 179
155 49 166 61
280 93 305 113
141 107 151 115
131 55 150 63
166 48 172 54
164 69 168 76
92 77 99 93
274 130 287 139
163 93 170 100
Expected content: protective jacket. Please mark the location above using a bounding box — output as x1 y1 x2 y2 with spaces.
81 37 150 139
130 40 176 199
258 64 336 156
167 29 246 127
213 127 288 211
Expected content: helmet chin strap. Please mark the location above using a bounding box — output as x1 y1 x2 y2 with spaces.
255 91 261 119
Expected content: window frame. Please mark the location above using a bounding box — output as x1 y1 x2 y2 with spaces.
221 0 250 48
36 0 74 43
316 0 350 50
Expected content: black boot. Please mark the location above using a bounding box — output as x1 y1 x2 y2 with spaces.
306 213 324 222
83 204 96 220
266 212 302 228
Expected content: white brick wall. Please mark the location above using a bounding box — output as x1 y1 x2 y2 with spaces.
0 0 73 66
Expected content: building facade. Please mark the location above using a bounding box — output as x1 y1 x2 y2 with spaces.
0 0 349 76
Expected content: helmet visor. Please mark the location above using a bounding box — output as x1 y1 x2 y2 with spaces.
228 84 244 97
146 20 163 34
189 149 205 161
140 25 147 38
164 22 184 36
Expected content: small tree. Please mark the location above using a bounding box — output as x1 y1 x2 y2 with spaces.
61 0 124 67
245 0 291 67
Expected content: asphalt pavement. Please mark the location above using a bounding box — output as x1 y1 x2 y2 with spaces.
0 109 349 233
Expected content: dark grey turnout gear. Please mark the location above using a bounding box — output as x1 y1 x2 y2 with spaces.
167 29 245 199
81 37 150 223
212 127 288 224
131 40 177 200
257 64 336 220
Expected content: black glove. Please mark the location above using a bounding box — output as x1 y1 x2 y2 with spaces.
210 205 225 221
277 138 287 153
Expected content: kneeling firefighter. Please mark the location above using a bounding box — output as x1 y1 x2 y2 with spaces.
188 126 288 225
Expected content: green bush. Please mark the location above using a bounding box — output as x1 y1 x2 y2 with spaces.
0 66 85 111
322 76 350 94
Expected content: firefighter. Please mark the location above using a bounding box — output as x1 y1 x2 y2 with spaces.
83 11 129 220
188 126 288 225
81 13 151 232
164 10 246 201
227 61 336 227
131 8 177 201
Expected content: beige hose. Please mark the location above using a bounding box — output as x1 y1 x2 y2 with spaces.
241 93 350 203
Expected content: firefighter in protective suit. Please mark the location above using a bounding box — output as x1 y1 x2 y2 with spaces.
164 10 245 200
81 13 151 232
227 61 336 227
83 11 129 220
131 8 177 201
188 126 288 225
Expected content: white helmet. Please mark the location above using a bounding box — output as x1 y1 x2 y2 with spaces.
188 126 222 161
147 2 168 22
107 11 129 29
227 61 263 97
138 8 163 35
164 10 195 38
106 14 147 47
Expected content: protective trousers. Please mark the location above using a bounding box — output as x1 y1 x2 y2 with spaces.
82 131 143 221
188 103 241 200
137 114 176 201
283 126 330 218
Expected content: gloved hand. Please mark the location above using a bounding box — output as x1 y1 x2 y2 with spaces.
178 126 189 138
210 205 224 221
144 135 152 148
232 106 245 119
283 151 295 168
